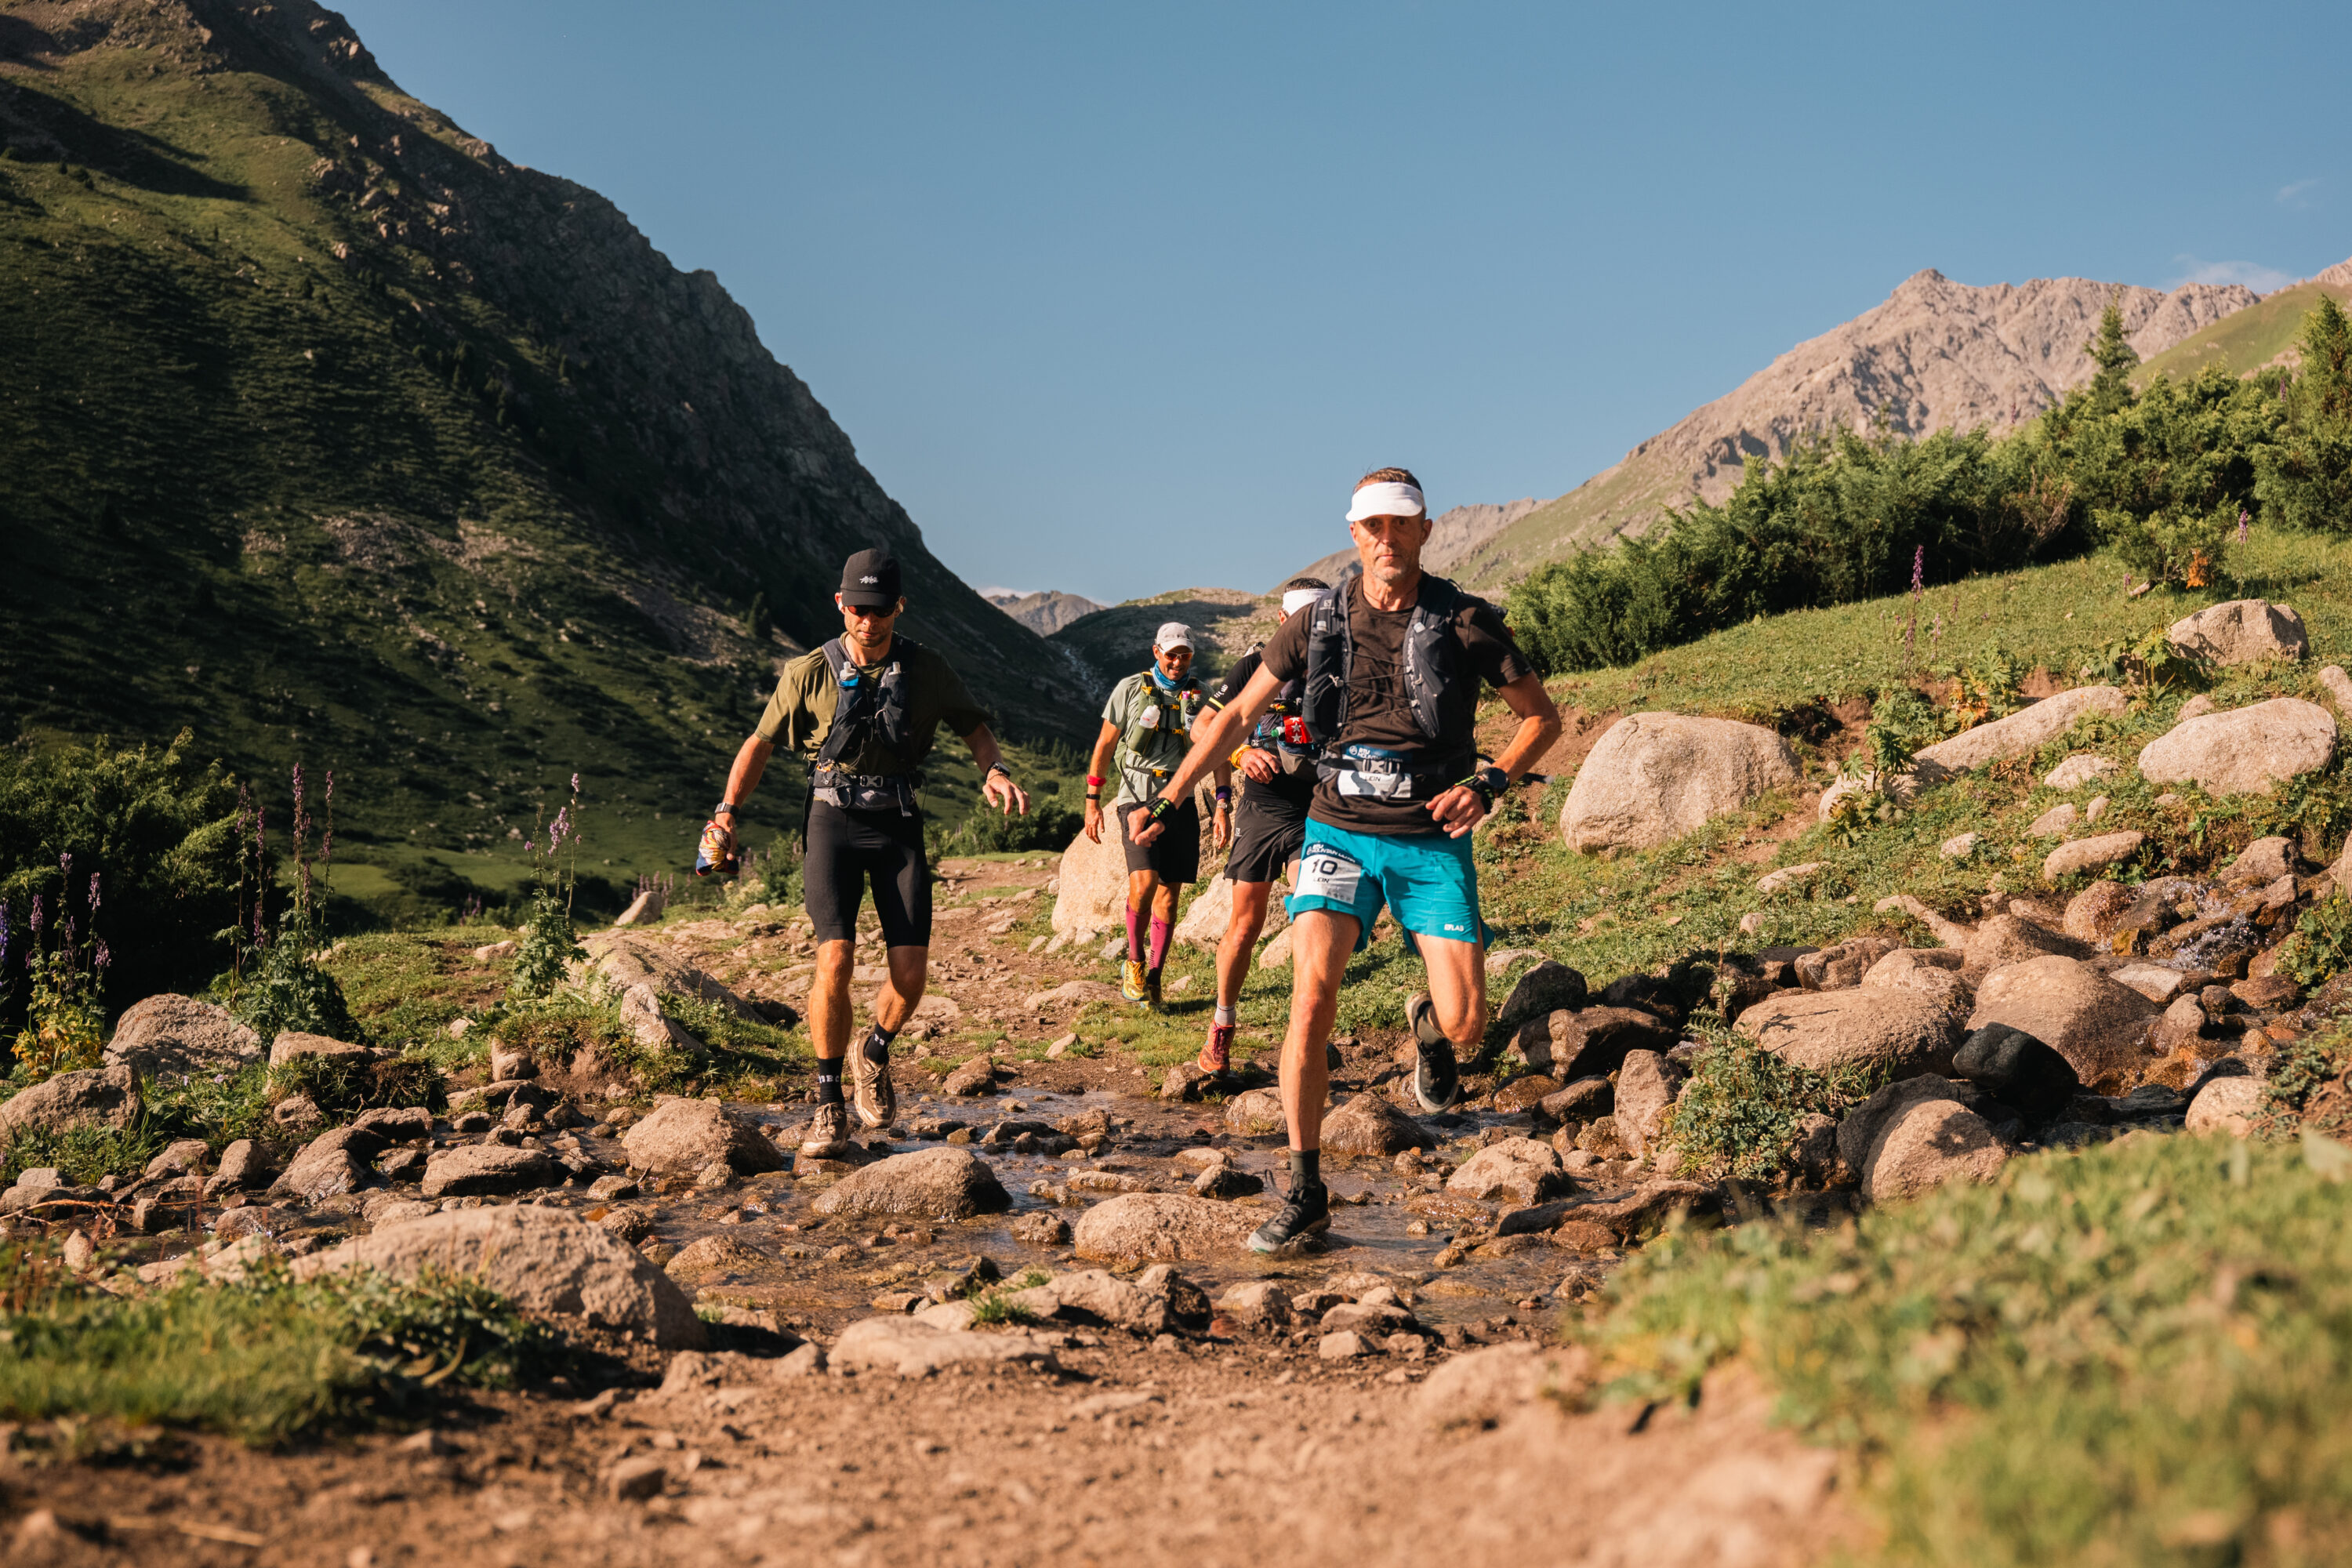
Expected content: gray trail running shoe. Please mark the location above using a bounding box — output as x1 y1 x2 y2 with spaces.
800 1100 852 1159
851 1042 896 1128
1406 990 1461 1112
1247 1179 1330 1254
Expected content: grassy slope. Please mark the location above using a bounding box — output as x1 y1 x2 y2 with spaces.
0 4 1087 912
2134 277 2352 387
1451 456 1683 592
1047 587 1275 689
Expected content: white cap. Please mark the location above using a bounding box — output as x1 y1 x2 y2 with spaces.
1153 622 1195 652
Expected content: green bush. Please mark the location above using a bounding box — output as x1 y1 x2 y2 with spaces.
2256 296 2352 534
1663 1037 1878 1184
271 1049 445 1116
0 732 243 1018
2274 893 2352 990
231 906 355 1043
2096 499 2237 589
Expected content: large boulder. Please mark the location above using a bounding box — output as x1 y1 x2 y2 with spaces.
575 932 761 1020
1796 938 1900 992
1860 948 1970 1011
2042 832 2147 883
2186 1076 2264 1137
1559 713 1801 852
1612 1051 1679 1159
809 1147 1011 1220
1051 826 1130 938
103 995 262 1078
1950 1023 2079 1120
621 1097 787 1177
2137 699 2336 798
1857 1095 2011 1203
2166 599 2308 666
1967 956 2159 1093
1445 1138 1568 1206
292 1205 705 1348
2063 881 2137 944
1962 914 2089 984
1909 687 2128 785
419 1144 564 1199
1513 1006 1675 1080
1172 872 1289 950
1225 1086 1291 1135
0 1064 141 1138
270 1126 387 1203
1735 989 1962 1076
269 1031 373 1069
1319 1093 1435 1156
1073 1193 1257 1261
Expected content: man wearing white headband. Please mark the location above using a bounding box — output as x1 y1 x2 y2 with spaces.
1133 466 1560 1252
1190 575 1330 1079
1083 622 1232 1010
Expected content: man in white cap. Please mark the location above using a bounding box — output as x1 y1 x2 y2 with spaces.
1132 467 1560 1251
1083 622 1231 1009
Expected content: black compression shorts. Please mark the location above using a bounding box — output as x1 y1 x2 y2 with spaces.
804 800 931 947
1116 795 1201 884
1225 788 1308 885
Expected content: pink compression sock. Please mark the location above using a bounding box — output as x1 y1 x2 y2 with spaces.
1148 917 1172 973
1126 906 1145 963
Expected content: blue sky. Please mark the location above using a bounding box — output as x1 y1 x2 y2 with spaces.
339 2 2352 605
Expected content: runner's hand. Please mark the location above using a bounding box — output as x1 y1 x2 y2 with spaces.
1130 804 1164 847
1425 783 1490 839
982 770 1029 817
1213 803 1232 851
1083 799 1104 844
1240 746 1279 783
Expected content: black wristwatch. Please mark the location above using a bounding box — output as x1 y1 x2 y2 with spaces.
1464 767 1508 808
712 800 739 818
985 761 1012 781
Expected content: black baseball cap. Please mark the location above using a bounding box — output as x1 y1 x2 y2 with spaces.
839 548 902 609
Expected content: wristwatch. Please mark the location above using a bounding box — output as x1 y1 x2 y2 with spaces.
1464 767 1509 808
712 800 739 818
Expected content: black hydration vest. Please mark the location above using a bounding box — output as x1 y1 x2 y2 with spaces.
1298 575 1482 796
811 635 920 815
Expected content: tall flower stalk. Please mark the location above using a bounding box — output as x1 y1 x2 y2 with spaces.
510 771 588 1001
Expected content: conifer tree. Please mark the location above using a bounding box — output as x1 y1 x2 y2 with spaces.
2084 296 2139 418
2256 296 2352 532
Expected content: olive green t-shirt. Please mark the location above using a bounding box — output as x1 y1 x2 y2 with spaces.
754 639 991 775
1101 670 1209 808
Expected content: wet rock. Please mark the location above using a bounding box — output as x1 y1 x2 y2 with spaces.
2166 598 2307 665
1320 1092 1436 1155
1159 1062 1210 1101
666 1234 776 1285
1494 960 1588 1032
103 994 262 1077
1540 1076 1613 1120
2151 993 2209 1055
941 1057 1004 1097
1793 938 1899 992
2186 1076 2263 1136
599 1207 656 1246
1612 1051 1679 1159
2228 837 2299 885
2063 880 2137 944
2138 699 2336 798
1446 1138 1568 1206
421 1144 563 1198
828 1316 1062 1377
1574 1116 1628 1160
293 1205 705 1348
1573 1179 1711 1240
1192 1163 1263 1198
622 1097 788 1177
2232 975 2299 1010
267 1030 374 1069
1969 956 2160 1092
1224 1087 1288 1135
1011 1210 1072 1247
1563 713 1802 853
1737 989 1962 1076
1491 1074 1561 1112
811 1146 1011 1221
1072 1193 1255 1261
1514 1005 1675 1080
270 1126 388 1203
0 1063 142 1140
2042 832 2148 882
2044 754 2120 791
1962 915 2089 984
1950 1023 2079 1121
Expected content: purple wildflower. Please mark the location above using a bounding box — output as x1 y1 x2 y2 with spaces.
89 873 100 913
1 902 9 970
95 941 110 971
571 772 581 796
29 895 43 936
1911 545 1926 594
2238 510 2251 544
59 850 71 877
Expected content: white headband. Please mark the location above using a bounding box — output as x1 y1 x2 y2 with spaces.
1280 588 1323 616
1346 481 1426 522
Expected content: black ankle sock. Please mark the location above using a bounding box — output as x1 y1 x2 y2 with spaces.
1290 1148 1322 1192
860 1023 896 1064
815 1061 844 1105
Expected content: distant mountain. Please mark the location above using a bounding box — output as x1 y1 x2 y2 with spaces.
2133 255 2352 385
0 0 1090 889
985 590 1108 637
1287 499 1549 593
1446 269 2262 590
1047 588 1272 692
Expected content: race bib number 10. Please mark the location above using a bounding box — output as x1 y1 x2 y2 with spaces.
1295 848 1364 906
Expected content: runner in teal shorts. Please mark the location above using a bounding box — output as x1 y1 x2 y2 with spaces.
1129 466 1560 1252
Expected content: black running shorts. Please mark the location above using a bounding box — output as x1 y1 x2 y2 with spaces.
1115 795 1202 884
1225 788 1308 885
804 800 931 947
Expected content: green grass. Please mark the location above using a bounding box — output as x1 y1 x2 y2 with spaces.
2136 278 2352 388
0 1241 569 1445
1594 1135 2352 1566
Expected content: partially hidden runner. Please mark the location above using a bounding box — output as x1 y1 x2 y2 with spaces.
1194 575 1330 1078
1081 623 1232 1010
701 547 1030 1157
1132 469 1560 1251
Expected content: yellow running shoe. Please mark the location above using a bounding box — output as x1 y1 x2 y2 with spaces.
1121 959 1148 1003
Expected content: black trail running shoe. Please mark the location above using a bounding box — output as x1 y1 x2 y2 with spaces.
1406 990 1460 1112
1247 1179 1330 1254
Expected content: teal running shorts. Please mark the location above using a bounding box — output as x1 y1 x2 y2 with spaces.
1286 818 1484 953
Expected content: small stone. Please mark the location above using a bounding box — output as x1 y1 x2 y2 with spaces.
608 1457 667 1501
2027 803 2078 839
1940 833 1980 859
1318 1329 1375 1360
2042 832 2147 883
1192 1164 1263 1199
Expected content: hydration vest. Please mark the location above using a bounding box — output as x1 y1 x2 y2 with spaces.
811 635 921 814
1298 575 1482 797
1116 670 1205 791
1245 662 1316 772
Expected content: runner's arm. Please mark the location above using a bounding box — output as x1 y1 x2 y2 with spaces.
961 723 1031 816
1425 673 1562 837
707 733 777 853
1131 667 1282 845
1081 719 1121 844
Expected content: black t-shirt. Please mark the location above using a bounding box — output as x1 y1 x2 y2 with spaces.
1258 579 1533 834
1210 647 1317 812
